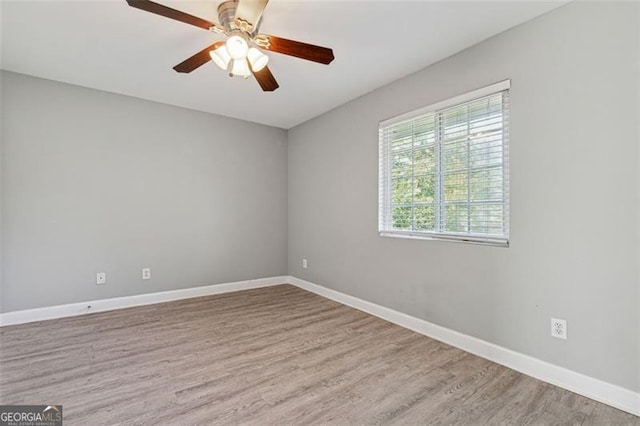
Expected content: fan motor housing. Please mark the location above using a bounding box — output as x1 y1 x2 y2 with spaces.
217 1 238 32
217 0 261 35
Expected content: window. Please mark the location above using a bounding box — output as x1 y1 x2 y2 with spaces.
378 80 510 246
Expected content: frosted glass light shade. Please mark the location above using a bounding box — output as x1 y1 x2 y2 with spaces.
247 47 269 72
209 45 231 70
226 35 249 60
230 59 251 77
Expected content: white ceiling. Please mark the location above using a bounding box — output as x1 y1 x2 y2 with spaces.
1 0 564 129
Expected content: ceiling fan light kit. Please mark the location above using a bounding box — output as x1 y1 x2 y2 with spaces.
247 48 268 72
209 43 231 70
126 0 335 92
226 34 249 60
230 58 251 78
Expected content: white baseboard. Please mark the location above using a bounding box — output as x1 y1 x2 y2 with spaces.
0 276 287 327
287 276 640 417
1 274 638 417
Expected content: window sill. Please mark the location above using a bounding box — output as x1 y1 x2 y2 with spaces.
379 231 509 247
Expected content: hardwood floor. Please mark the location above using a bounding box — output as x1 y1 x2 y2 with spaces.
1 284 638 425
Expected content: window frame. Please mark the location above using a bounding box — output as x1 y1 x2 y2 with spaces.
378 80 510 247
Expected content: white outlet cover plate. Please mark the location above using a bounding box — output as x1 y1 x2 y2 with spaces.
551 317 567 340
142 268 151 280
96 272 106 285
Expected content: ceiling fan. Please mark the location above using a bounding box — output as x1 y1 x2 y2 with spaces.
126 0 335 92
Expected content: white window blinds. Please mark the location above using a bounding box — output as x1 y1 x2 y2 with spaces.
379 80 510 246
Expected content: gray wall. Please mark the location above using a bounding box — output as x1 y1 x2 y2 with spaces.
1 71 288 312
288 1 640 392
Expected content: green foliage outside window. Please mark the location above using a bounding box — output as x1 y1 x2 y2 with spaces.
388 93 506 236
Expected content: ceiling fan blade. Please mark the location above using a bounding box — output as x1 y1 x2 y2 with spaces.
234 0 269 32
252 66 279 92
258 35 334 65
174 42 224 73
126 0 214 30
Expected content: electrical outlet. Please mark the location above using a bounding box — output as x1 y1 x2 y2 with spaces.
551 318 567 340
96 272 107 285
302 258 308 269
142 268 151 280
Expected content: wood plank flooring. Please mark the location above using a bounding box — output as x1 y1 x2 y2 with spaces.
1 284 638 425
